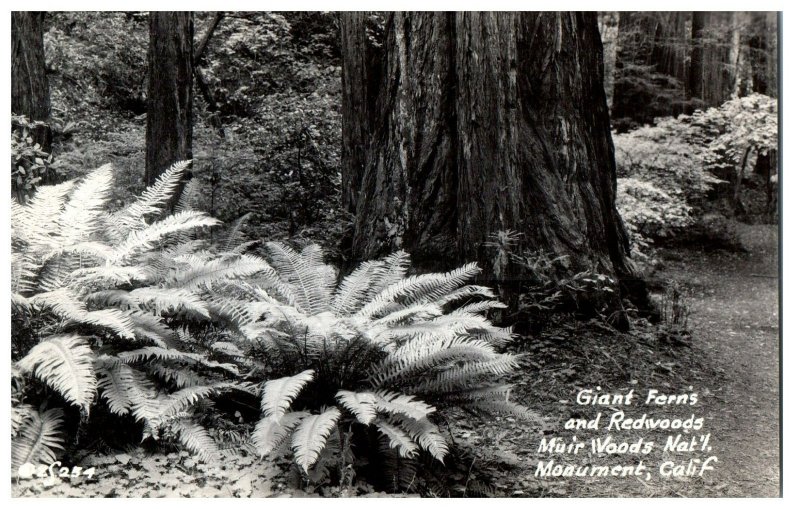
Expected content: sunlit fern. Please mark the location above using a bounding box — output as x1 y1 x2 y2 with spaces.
208 242 538 478
11 162 260 463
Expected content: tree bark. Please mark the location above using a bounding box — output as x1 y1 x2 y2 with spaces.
145 12 193 187
340 12 384 218
11 12 51 152
343 12 642 316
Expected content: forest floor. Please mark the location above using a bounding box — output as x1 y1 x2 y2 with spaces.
12 223 780 498
460 222 780 497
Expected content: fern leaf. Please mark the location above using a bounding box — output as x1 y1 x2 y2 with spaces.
331 260 379 316
171 418 220 462
129 287 210 318
11 408 65 472
114 161 190 229
374 419 419 459
11 404 35 438
261 369 315 421
167 254 271 291
373 391 435 421
252 411 309 457
335 390 378 425
55 165 114 249
391 415 448 463
291 408 341 472
96 361 137 415
17 335 97 412
354 262 481 320
265 242 333 315
110 211 220 263
30 289 136 339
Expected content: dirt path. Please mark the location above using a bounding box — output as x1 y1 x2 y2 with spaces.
657 224 780 496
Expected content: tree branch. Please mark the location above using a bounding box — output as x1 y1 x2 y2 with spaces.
194 12 224 66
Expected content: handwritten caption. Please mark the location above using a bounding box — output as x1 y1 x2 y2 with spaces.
535 387 717 481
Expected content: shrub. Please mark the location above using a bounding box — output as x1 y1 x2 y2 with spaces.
11 115 59 202
207 243 534 489
10 162 260 472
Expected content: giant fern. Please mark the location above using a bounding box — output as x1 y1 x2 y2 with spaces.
206 242 536 480
11 162 262 464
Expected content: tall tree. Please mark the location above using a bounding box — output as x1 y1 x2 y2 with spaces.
145 12 193 186
687 12 737 110
612 12 689 129
11 12 51 151
341 12 644 317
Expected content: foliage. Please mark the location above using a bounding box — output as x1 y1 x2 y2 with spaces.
613 94 777 267
10 162 257 469
692 93 778 177
205 242 534 488
45 12 346 251
11 115 59 202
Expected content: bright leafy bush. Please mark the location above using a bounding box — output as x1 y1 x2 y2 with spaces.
613 93 777 266
11 115 59 202
205 243 533 487
11 162 262 471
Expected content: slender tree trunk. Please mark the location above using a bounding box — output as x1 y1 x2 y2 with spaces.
145 12 193 186
11 12 51 152
687 11 707 109
343 12 644 322
598 12 619 112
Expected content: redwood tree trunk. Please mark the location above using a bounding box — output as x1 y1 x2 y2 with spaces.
687 11 707 109
11 12 51 151
342 12 640 309
145 12 193 186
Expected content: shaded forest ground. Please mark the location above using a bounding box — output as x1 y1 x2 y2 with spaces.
12 223 780 498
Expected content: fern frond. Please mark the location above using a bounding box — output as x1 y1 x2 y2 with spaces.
369 336 496 388
374 419 419 459
11 408 65 472
373 391 435 421
11 404 35 438
113 161 190 230
391 414 448 463
70 264 151 287
110 210 220 263
96 360 139 415
171 418 220 462
54 165 114 249
30 289 136 339
455 300 508 314
157 384 233 419
129 287 210 318
218 212 253 252
167 254 271 291
433 285 497 308
252 411 309 457
265 242 333 314
291 407 341 472
335 390 378 425
261 369 315 421
129 311 174 347
148 364 206 389
17 335 97 411
331 260 379 316
404 354 522 394
354 262 481 320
